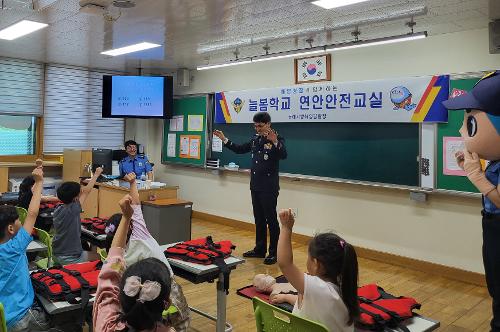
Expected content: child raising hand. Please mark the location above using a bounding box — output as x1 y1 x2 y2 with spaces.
277 208 359 332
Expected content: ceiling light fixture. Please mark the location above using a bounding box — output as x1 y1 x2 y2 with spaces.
327 31 427 51
312 0 371 10
197 31 427 70
0 20 48 40
253 49 326 63
197 60 252 70
101 42 161 56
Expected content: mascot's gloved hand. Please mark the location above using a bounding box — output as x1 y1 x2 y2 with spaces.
463 149 496 195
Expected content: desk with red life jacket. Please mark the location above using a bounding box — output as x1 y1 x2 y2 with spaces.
160 242 245 332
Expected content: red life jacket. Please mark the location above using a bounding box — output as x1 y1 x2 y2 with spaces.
165 236 235 265
165 236 236 294
81 217 108 235
39 202 63 210
356 284 420 331
31 260 102 305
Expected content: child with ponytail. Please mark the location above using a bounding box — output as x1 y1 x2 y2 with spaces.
277 208 359 331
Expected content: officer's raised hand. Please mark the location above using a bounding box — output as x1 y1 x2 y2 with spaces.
265 128 278 144
213 130 226 141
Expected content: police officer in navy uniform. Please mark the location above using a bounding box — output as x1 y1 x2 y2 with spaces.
214 112 287 265
119 140 153 180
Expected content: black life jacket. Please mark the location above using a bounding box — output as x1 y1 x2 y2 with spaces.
356 284 421 331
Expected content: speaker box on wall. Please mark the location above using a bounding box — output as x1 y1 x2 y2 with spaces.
177 68 190 87
489 20 500 54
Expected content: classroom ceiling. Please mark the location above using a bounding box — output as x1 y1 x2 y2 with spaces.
0 0 492 72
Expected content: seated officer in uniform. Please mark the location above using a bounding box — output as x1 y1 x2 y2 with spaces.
119 140 153 180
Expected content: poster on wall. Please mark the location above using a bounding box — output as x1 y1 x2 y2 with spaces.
214 75 450 124
179 135 190 158
442 136 486 176
169 115 184 131
189 137 201 159
443 137 466 176
167 133 176 157
188 115 204 131
179 135 201 159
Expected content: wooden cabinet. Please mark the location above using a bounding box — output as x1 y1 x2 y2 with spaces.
0 162 62 193
63 149 92 182
81 187 98 218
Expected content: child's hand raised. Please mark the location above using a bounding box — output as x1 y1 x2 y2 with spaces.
32 167 44 183
123 173 136 183
119 194 134 220
95 167 104 175
279 208 295 230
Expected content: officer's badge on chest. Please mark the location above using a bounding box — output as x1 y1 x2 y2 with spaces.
264 143 273 150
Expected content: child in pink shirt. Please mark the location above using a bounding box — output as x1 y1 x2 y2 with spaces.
93 194 176 332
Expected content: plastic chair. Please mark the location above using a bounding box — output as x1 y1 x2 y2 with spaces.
34 227 53 269
15 206 28 224
97 248 108 262
253 297 329 332
162 305 179 318
0 302 7 332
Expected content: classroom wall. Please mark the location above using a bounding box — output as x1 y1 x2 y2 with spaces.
129 28 500 273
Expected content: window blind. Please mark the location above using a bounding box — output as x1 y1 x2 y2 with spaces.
0 57 43 116
43 64 124 153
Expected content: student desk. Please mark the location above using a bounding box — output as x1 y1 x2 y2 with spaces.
80 227 106 247
36 293 94 332
27 240 47 253
36 293 95 316
93 182 178 218
160 243 245 332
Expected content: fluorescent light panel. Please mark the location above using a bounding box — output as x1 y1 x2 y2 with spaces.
197 60 251 71
197 31 427 70
101 42 161 56
327 32 427 51
252 49 325 63
0 20 48 40
312 0 370 9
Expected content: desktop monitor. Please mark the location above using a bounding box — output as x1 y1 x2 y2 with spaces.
92 148 112 175
112 149 128 161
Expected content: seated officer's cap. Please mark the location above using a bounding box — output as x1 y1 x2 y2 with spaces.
443 71 500 116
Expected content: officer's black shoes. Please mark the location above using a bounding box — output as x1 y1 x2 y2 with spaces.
263 255 277 265
243 249 266 258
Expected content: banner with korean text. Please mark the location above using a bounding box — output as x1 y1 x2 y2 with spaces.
214 75 449 123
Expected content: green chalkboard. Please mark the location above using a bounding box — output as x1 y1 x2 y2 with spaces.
212 122 419 186
437 77 481 193
162 95 208 166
